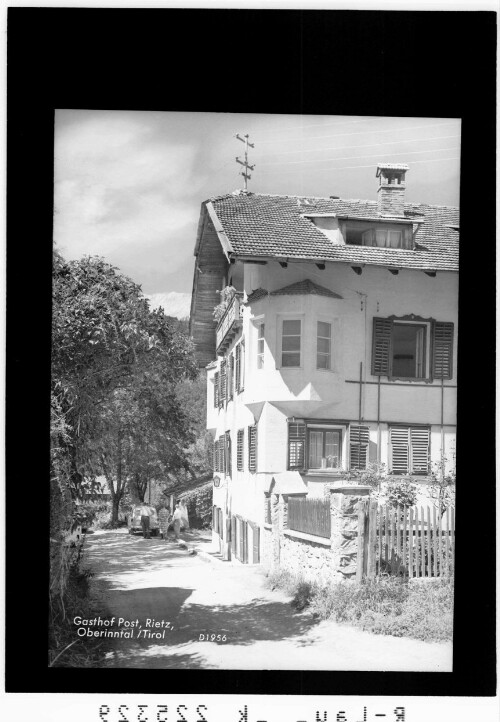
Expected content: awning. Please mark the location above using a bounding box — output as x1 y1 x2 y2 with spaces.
265 471 308 496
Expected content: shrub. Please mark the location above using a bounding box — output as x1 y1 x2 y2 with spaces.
386 479 418 508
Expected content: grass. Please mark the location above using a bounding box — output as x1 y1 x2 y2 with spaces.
267 570 453 643
49 541 114 667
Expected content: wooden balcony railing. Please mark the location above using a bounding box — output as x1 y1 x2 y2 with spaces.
216 292 243 353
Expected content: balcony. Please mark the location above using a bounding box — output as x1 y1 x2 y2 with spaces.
216 292 243 354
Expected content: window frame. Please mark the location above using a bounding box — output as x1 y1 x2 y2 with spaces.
316 320 332 371
287 420 347 474
307 426 343 471
256 321 265 370
372 315 453 381
278 315 304 369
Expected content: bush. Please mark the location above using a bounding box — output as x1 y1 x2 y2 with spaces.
268 569 453 643
386 479 418 508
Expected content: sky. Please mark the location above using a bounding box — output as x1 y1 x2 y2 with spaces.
54 111 461 318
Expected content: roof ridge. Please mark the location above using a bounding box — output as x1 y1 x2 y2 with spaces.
207 192 458 211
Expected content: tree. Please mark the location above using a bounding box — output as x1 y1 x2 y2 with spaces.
51 253 197 523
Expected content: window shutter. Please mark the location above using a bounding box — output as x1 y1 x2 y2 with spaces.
220 360 227 404
235 344 241 392
252 525 260 564
228 354 234 400
214 372 219 408
372 318 393 375
231 517 237 554
287 423 306 470
349 425 369 470
248 424 257 473
218 435 225 474
410 427 430 474
390 426 409 474
213 440 218 472
225 431 232 476
432 322 454 379
237 429 244 470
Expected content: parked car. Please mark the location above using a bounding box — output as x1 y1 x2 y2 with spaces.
127 505 160 536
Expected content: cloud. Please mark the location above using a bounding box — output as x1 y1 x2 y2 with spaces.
146 292 192 319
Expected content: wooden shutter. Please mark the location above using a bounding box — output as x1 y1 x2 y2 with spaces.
410 427 430 474
220 360 227 404
372 318 393 375
213 440 218 472
432 322 454 379
287 423 306 470
390 426 409 474
231 517 237 554
248 424 257 472
252 525 260 563
228 354 234 400
349 425 369 470
214 372 219 407
235 344 241 392
225 431 232 476
237 429 244 470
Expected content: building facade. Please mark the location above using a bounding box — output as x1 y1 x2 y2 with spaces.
189 164 458 564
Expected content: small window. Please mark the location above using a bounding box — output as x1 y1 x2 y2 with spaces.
282 319 301 367
257 323 265 369
317 321 331 370
308 428 342 470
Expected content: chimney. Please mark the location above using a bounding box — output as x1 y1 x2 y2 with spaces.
376 163 409 217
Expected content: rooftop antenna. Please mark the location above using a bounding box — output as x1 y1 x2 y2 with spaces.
235 133 255 191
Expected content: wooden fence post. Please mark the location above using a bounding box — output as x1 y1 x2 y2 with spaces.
366 500 377 579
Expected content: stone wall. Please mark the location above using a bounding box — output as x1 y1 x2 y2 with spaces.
262 485 372 585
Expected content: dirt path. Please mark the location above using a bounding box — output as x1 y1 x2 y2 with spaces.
84 529 452 671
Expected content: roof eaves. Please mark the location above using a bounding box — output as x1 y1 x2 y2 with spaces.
205 201 234 260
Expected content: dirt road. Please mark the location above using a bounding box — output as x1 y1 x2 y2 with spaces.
84 529 452 671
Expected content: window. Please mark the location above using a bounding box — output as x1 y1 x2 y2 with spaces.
392 323 426 378
281 319 301 367
317 321 331 370
287 422 346 472
235 341 245 392
372 317 454 380
248 424 258 473
308 428 341 470
349 425 369 470
237 429 244 470
390 426 430 475
257 323 265 369
345 222 412 249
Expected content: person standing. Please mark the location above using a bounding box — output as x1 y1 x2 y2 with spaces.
172 501 183 541
140 502 151 539
158 505 169 540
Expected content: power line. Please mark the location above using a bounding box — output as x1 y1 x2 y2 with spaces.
255 121 459 144
252 135 460 158
258 156 460 175
259 147 459 167
253 118 371 135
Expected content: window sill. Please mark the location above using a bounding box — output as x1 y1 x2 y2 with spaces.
263 522 272 530
305 470 345 477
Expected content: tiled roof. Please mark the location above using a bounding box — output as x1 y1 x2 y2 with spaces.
271 279 343 298
246 288 269 303
207 192 459 272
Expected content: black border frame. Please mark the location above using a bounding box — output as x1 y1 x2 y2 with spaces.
6 7 497 697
